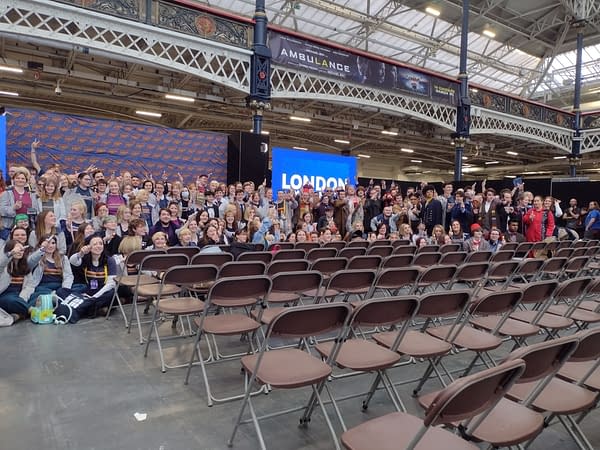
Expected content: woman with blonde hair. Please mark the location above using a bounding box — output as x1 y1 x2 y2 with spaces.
65 200 88 247
116 204 131 237
27 234 73 301
29 210 67 254
32 175 67 221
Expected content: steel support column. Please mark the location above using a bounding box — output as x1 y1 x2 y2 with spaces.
570 28 584 176
453 0 471 182
248 0 272 135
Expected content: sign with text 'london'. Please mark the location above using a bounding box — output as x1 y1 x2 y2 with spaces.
271 147 357 194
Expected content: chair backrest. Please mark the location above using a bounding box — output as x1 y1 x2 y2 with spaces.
470 288 523 317
139 254 189 272
392 245 417 255
465 250 492 263
453 262 489 283
309 257 348 275
272 249 306 261
346 255 382 270
327 269 377 292
372 267 420 292
166 246 200 258
417 290 470 318
162 264 218 286
191 252 234 267
347 240 369 248
366 245 393 257
439 251 467 266
569 328 600 363
572 240 587 248
504 334 579 384
486 260 519 281
218 261 266 278
538 256 568 276
414 265 457 289
266 259 310 276
411 252 441 267
381 254 414 269
370 239 392 248
323 241 346 250
274 242 295 250
489 250 514 263
520 279 559 305
500 242 519 251
268 303 352 338
424 359 526 427
295 242 320 251
514 242 534 257
439 243 462 254
207 275 272 308
515 258 545 277
555 247 574 258
237 251 273 264
417 244 439 254
392 239 412 248
126 249 166 266
571 247 587 258
351 295 419 329
338 247 367 258
553 276 592 301
586 239 599 247
544 241 560 254
270 271 323 295
306 247 338 261
563 255 588 275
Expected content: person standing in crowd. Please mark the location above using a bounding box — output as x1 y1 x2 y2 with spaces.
524 195 555 242
420 185 443 235
0 168 33 230
73 172 95 220
32 175 67 222
584 201 600 240
463 223 490 252
505 219 526 243
149 208 180 246
563 198 581 236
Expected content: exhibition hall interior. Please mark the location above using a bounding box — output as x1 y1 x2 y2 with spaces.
1 1 600 449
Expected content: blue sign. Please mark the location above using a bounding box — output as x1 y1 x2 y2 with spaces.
0 114 5 177
271 147 357 193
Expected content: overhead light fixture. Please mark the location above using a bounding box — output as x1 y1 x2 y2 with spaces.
0 90 19 97
292 146 308 151
483 29 496 39
0 65 23 74
357 154 371 159
400 148 414 153
485 161 499 165
290 116 311 122
553 155 567 159
425 6 441 17
470 88 478 93
136 110 162 118
334 139 350 144
381 129 399 136
462 156 468 160
506 151 519 156
165 93 195 103
411 159 423 163
249 129 270 135
504 175 516 179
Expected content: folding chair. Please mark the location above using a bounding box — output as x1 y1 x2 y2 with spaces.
347 240 369 248
410 264 457 294
416 244 439 254
411 251 441 268
489 249 514 262
370 239 392 247
514 241 534 258
294 241 320 252
306 247 338 261
321 269 377 303
218 261 266 278
184 275 272 406
464 250 492 263
510 258 545 284
366 245 393 257
228 303 352 450
555 247 574 258
449 262 489 292
438 251 467 265
266 259 310 276
369 267 420 297
480 260 519 294
237 251 273 264
315 296 420 423
381 254 414 269
143 264 217 372
562 255 589 278
392 245 417 256
166 246 200 258
346 255 382 270
338 247 366 259
190 252 233 267
105 249 165 325
341 359 526 450
558 327 600 394
500 242 519 251
127 254 189 344
438 243 461 253
324 241 347 251
535 256 568 280
271 249 306 261
392 239 412 248
273 242 294 250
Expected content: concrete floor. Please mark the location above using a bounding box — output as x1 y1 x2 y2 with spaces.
1 309 598 450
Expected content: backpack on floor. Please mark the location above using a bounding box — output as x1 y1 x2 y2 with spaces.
30 294 57 324
53 293 96 324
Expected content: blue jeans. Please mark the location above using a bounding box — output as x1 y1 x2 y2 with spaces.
0 291 30 317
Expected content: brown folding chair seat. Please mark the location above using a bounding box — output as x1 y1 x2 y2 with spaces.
380 254 413 269
306 247 338 261
266 259 310 276
341 359 525 450
184 275 272 407
366 245 393 257
143 264 217 372
346 255 382 270
218 261 266 278
338 247 366 259
315 296 419 419
105 249 166 324
166 246 200 258
271 249 306 261
127 253 189 344
369 267 420 297
228 303 352 450
190 252 233 267
294 241 320 251
236 251 273 264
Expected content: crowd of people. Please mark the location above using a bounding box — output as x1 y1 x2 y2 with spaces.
0 140 599 325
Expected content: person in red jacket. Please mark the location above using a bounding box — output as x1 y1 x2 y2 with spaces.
524 195 555 242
